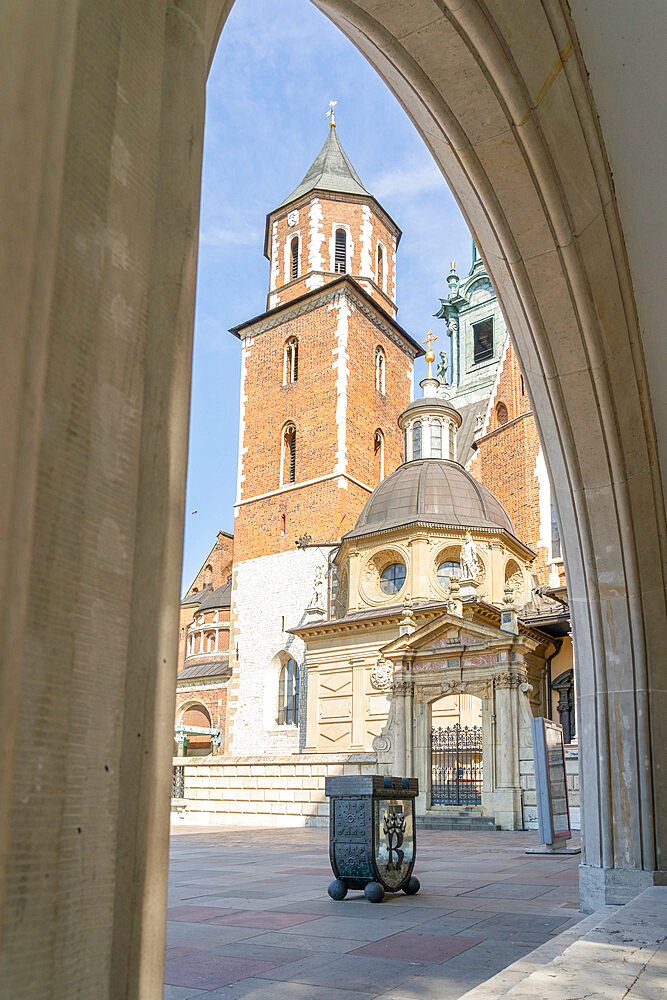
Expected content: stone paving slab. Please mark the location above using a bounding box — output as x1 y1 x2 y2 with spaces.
165 826 582 998
454 888 666 1000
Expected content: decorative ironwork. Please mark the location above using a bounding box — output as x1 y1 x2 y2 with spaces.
431 724 483 805
172 765 185 799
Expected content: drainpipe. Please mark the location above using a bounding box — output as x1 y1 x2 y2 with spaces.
545 639 563 720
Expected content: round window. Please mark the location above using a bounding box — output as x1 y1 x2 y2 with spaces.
437 560 461 587
380 562 406 595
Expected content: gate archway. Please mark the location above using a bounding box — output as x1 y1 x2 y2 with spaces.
431 723 483 807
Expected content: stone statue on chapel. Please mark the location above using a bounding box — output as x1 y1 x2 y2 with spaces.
436 351 448 384
460 532 480 580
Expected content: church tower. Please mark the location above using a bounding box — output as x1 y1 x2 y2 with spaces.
226 122 422 756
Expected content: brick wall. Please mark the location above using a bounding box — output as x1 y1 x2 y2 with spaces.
267 193 398 315
185 530 234 596
234 290 414 561
175 684 228 753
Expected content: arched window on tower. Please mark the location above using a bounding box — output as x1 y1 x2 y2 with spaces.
283 337 298 384
412 420 422 460
377 244 384 289
430 419 442 458
204 564 213 586
281 423 296 485
374 429 385 482
278 658 299 725
496 401 508 425
375 346 385 394
334 228 347 273
290 235 299 280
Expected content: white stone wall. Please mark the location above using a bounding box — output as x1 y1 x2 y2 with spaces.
171 752 377 828
228 546 335 756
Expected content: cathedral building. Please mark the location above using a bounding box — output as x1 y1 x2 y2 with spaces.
172 127 578 832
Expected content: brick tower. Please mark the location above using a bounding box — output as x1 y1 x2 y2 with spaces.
226 121 422 755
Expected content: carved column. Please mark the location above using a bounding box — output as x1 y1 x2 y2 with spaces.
492 664 526 830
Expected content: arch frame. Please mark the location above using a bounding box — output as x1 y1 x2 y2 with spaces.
0 1 665 995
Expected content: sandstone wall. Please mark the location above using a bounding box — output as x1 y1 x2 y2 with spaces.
170 752 378 828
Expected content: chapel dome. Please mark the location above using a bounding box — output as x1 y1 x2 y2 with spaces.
345 459 517 540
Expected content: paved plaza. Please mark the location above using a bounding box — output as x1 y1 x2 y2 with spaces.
165 826 582 999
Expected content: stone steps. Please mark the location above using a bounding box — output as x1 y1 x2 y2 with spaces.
418 811 499 831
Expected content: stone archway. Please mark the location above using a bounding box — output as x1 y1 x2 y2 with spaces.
1 1 664 995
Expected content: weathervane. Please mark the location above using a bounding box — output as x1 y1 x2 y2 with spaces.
326 99 337 128
423 330 437 379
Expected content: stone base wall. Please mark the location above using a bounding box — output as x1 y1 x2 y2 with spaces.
170 752 377 828
520 744 580 831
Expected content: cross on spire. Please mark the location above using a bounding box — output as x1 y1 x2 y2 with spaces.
423 330 438 379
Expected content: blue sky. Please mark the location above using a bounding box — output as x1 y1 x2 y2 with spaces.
182 0 473 588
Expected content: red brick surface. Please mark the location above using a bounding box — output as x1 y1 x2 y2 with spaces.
267 193 397 314
235 296 413 561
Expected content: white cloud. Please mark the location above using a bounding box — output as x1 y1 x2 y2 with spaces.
370 160 444 200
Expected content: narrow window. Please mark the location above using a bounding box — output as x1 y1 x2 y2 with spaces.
449 423 456 460
375 346 385 394
374 429 385 482
473 317 494 363
412 420 422 460
290 236 299 280
496 402 508 425
281 423 296 485
520 375 525 396
278 658 299 725
334 228 347 273
377 244 384 289
431 419 442 458
283 337 298 384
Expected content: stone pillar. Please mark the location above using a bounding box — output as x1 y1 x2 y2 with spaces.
0 2 218 995
481 689 495 817
492 667 524 830
413 694 429 816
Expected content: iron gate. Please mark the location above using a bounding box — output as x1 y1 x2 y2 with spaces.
431 724 483 805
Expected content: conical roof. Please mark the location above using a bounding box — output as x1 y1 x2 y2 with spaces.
277 127 370 209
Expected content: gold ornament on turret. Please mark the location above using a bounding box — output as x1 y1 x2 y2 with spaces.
423 330 437 379
326 99 337 128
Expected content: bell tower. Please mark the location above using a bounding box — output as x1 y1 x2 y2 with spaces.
226 123 422 756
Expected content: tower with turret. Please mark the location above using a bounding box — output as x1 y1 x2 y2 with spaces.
225 123 422 755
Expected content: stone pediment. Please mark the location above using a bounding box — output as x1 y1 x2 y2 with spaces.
381 612 506 660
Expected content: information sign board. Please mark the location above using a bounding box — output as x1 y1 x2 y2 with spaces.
531 717 571 844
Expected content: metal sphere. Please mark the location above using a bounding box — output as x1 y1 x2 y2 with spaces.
327 879 348 901
364 881 385 903
403 876 421 895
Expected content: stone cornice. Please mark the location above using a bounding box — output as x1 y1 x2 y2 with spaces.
229 276 423 359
